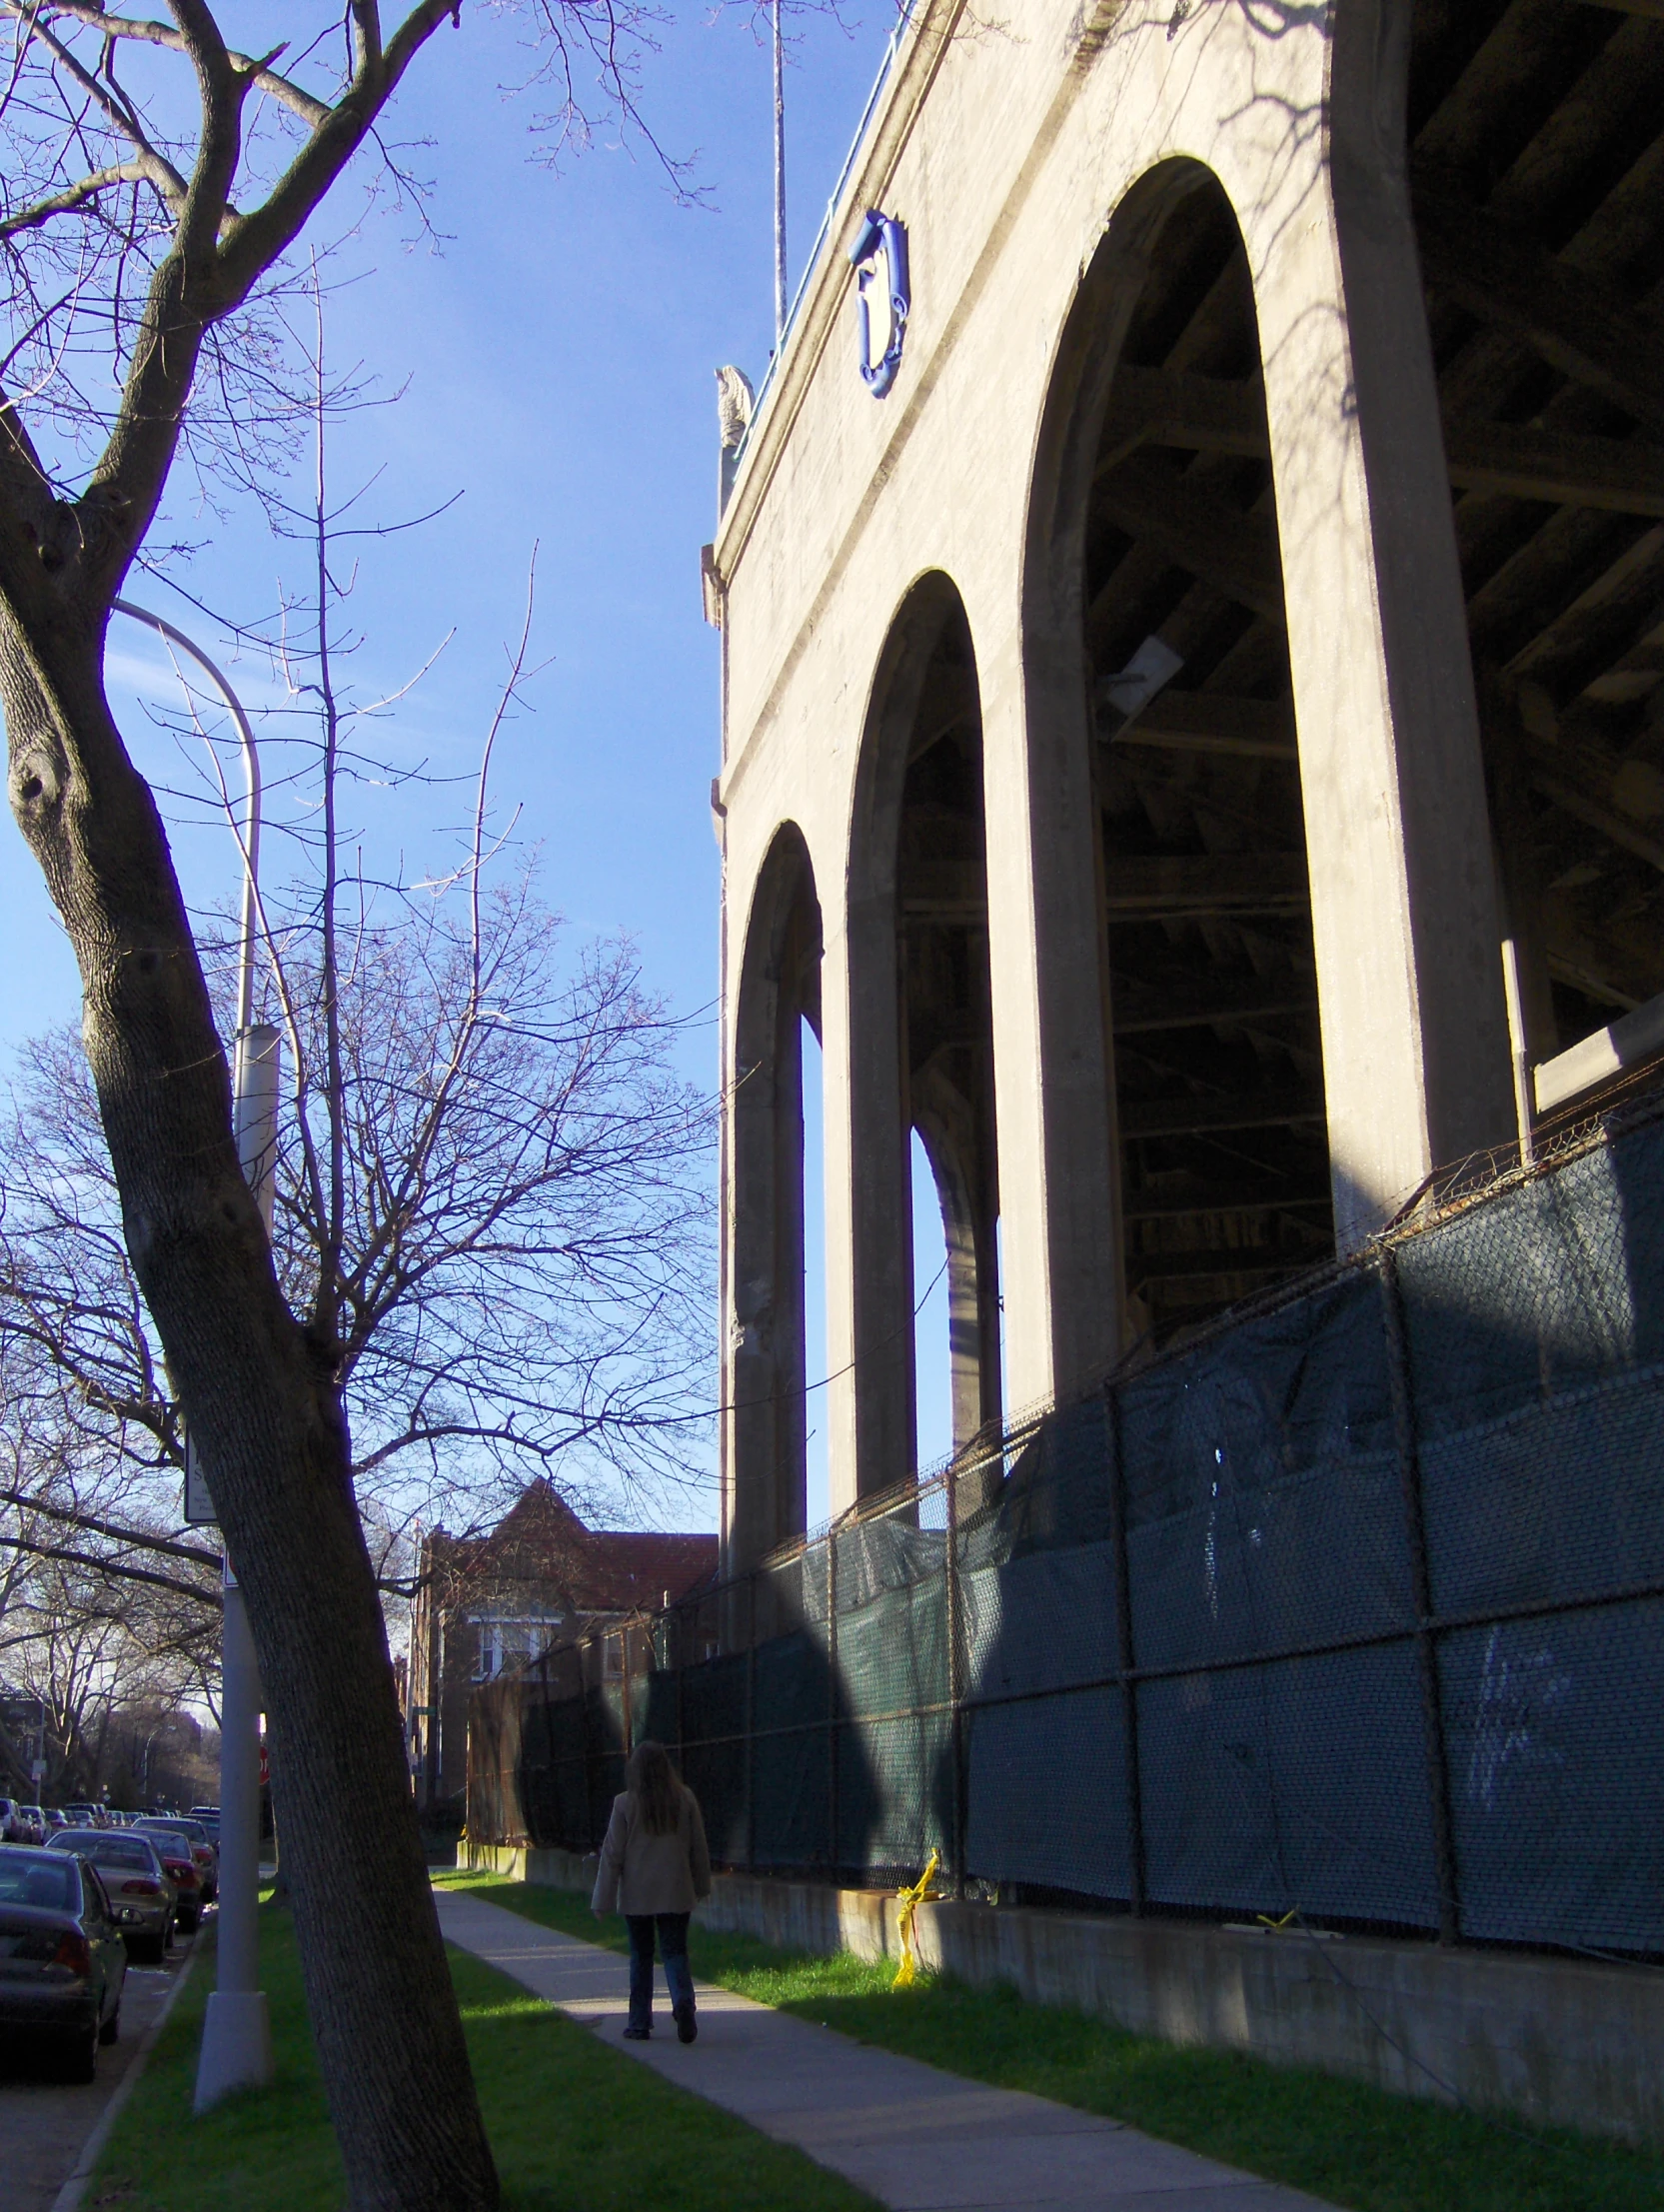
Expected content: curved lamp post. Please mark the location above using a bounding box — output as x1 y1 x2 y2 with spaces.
109 599 275 2108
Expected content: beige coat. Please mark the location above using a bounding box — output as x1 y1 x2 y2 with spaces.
591 1785 713 1916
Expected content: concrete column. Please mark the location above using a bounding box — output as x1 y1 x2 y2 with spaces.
818 915 859 1518
1267 0 1513 1241
991 519 1125 1411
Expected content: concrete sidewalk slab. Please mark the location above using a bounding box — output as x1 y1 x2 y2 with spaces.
434 1886 1342 2212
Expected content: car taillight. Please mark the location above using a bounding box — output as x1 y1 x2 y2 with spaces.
120 1878 160 1896
53 1930 91 1974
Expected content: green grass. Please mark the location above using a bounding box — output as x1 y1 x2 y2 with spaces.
93 1899 877 2210
437 1871 1664 2212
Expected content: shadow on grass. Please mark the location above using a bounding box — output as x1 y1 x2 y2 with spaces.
94 1896 875 2212
438 1872 1664 2212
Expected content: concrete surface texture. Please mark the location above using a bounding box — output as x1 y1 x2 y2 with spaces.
1 1931 198 2212
434 1885 1342 2211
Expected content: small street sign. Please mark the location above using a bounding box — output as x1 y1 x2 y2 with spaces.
182 1432 218 1527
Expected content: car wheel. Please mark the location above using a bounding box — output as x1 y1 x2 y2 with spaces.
99 2000 121 2047
64 2027 98 2084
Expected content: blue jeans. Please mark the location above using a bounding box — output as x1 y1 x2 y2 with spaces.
625 1912 694 2032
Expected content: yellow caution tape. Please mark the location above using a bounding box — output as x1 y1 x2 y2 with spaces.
892 1848 942 1988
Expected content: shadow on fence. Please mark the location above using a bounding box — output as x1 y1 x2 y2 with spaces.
470 1085 1664 1956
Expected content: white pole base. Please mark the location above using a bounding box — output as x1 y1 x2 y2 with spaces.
194 1989 274 2111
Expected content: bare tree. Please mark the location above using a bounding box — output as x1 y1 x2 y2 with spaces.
0 9 691 2203
0 896 715 1560
0 1397 220 1793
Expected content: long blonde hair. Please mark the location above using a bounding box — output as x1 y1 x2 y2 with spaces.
627 1740 682 1837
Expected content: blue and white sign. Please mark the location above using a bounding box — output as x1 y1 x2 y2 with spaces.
849 210 910 399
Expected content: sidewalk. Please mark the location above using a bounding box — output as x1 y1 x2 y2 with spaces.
434 1887 1344 2212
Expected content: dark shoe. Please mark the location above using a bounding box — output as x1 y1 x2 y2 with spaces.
623 2023 652 2040
674 2002 698 2045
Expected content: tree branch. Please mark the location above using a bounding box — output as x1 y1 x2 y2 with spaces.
0 160 154 238
20 3 331 126
0 1485 220 1567
0 1531 221 1607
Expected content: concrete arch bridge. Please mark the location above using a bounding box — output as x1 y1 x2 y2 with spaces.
710 0 1664 1578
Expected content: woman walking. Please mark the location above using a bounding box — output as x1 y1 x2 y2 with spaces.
592 1740 713 2042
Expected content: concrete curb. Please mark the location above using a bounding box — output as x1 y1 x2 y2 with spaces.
50 1936 204 2212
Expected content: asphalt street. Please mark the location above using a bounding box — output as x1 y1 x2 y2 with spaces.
1 1913 204 2212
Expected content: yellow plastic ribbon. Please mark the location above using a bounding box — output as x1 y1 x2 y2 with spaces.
892 1848 942 1988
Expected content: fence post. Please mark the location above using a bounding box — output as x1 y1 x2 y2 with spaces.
1104 1385 1146 1917
1379 1244 1461 1945
828 1527 840 1879
675 1603 686 1775
746 1572 759 1875
944 1465 965 1899
581 1634 597 1850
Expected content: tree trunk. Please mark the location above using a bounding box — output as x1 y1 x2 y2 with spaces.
3 615 499 2208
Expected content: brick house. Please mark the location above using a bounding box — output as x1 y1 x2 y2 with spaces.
405 1479 716 1817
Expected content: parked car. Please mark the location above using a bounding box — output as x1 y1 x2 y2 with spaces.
0 1841 127 2078
63 1802 105 1828
18 1806 47 1846
154 1847 200 1932
0 1799 30 1844
188 1805 220 1846
45 1830 176 1959
41 1808 69 1836
134 1817 216 1905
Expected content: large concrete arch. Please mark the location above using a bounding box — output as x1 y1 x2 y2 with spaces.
1017 96 1511 1319
1012 160 1208 1388
724 823 824 1580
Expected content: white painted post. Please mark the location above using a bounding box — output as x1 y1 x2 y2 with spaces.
195 1021 280 2111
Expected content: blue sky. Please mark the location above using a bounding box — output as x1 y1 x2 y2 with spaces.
0 1 954 1525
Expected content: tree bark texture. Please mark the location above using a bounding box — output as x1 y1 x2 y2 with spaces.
3 610 499 2206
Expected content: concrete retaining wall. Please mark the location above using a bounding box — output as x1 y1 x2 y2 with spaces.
467 1842 1663 2145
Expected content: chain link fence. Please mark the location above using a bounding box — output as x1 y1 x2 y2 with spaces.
470 1084 1664 1954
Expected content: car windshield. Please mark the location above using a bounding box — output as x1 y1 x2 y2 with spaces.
140 1819 207 1845
48 1832 157 1871
0 1851 76 1911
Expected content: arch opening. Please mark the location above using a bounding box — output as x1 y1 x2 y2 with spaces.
1396 5 1664 1109
1035 166 1337 1347
848 577 1002 1494
728 826 823 1578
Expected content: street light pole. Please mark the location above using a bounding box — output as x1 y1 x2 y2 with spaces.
773 0 788 349
109 599 276 2108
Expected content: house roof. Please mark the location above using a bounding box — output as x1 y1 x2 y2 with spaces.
424 1479 717 1618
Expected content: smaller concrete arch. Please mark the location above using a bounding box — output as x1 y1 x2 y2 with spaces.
726 822 824 1580
844 571 1001 1492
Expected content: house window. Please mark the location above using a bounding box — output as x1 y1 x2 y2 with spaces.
470 1615 563 1681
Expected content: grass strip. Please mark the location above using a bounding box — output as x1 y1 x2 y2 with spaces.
93 1896 877 2210
436 1870 1664 2212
